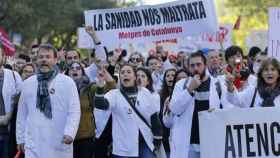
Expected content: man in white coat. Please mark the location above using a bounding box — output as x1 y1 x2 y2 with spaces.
168 51 232 158
16 44 81 158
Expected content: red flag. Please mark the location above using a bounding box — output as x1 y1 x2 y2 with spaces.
233 16 241 30
0 27 16 56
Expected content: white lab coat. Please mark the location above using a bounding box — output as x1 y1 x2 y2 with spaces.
16 74 81 158
95 91 160 139
218 74 257 92
85 63 98 82
168 77 231 158
94 108 111 138
0 69 22 125
227 85 280 108
2 69 22 113
101 87 158 157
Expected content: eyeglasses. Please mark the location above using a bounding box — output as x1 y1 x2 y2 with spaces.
129 58 141 63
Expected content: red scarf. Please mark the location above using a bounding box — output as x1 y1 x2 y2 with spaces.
226 66 244 90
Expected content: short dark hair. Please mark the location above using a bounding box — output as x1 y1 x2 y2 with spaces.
38 44 57 58
225 45 243 62
18 54 31 62
146 56 161 66
188 50 207 65
248 46 261 58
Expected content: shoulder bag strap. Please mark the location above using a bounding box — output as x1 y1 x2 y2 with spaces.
119 89 151 129
250 88 258 108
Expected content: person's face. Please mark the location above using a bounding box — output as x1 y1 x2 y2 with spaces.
15 58 27 72
165 70 176 87
208 51 221 69
22 65 35 80
148 59 161 72
66 51 80 65
262 64 279 86
228 52 243 68
254 55 268 66
108 55 114 65
176 71 188 82
136 70 149 88
37 48 57 73
169 56 177 64
129 55 142 67
120 65 136 87
69 63 83 80
253 55 268 74
30 47 38 62
177 52 185 61
189 57 206 76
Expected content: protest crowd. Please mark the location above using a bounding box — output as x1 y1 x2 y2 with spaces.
0 0 280 158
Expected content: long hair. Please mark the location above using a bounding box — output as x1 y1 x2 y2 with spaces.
136 67 154 93
169 69 189 100
160 68 176 107
257 58 280 89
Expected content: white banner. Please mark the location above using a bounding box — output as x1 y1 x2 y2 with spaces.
182 24 233 50
268 8 280 60
84 0 218 48
77 27 94 49
246 30 268 51
199 107 280 158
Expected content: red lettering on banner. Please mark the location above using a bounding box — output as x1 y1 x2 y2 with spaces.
150 27 183 36
118 31 142 39
201 26 229 42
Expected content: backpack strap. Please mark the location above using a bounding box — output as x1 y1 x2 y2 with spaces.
250 88 258 108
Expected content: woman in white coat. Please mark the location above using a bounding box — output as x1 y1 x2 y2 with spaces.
95 64 163 158
136 67 160 112
226 57 280 108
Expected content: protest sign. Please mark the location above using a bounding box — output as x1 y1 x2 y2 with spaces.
180 24 232 50
268 8 280 60
84 0 218 47
77 27 95 49
246 30 268 51
199 107 280 158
